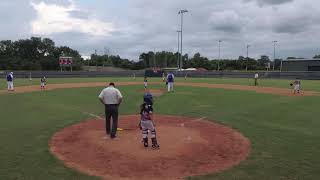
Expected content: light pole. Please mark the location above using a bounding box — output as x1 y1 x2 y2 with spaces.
154 48 156 69
218 40 222 71
178 9 188 70
95 49 97 68
272 41 278 71
246 44 250 71
176 30 181 69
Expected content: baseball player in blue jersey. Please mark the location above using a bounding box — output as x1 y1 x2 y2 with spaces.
166 72 175 92
6 72 14 91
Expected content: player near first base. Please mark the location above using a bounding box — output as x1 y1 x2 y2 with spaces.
166 72 175 92
6 72 14 91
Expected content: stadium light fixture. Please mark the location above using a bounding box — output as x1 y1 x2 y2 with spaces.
178 9 189 70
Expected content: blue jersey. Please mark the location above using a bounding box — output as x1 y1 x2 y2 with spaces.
167 74 174 83
6 74 13 82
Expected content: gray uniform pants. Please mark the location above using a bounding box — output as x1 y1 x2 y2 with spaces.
105 104 119 137
141 120 156 139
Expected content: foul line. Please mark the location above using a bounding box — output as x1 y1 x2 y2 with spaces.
195 116 207 121
83 112 104 120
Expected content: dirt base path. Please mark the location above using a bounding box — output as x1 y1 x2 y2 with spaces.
1 81 318 96
50 115 250 180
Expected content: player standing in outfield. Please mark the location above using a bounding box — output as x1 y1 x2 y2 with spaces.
6 72 14 91
292 78 301 94
40 76 46 90
254 73 259 86
166 72 175 92
144 76 148 89
140 102 160 149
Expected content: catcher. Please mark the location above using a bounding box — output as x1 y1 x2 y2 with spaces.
291 78 301 94
40 76 47 90
139 91 154 129
139 102 160 149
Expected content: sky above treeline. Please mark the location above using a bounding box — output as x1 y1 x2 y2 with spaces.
1 0 319 60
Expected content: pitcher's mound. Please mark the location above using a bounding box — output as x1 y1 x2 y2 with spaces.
49 115 250 180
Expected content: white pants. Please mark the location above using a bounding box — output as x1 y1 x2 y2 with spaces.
167 82 174 92
41 82 45 87
141 120 156 138
144 82 148 88
7 81 14 90
294 85 301 91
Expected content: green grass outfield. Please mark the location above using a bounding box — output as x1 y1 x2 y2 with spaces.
1 78 320 179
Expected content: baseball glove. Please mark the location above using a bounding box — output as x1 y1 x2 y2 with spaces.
290 83 293 86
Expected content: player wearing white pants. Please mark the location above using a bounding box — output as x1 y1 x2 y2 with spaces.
166 73 175 92
6 72 14 91
167 82 174 92
293 79 301 94
40 77 46 90
144 76 148 89
7 81 14 91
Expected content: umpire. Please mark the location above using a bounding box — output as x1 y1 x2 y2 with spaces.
99 82 123 139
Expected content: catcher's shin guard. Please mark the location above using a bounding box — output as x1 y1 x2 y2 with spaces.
151 137 160 149
143 138 148 147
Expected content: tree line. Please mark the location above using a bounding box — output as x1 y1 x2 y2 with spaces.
1 37 320 71
92 51 320 71
0 37 83 70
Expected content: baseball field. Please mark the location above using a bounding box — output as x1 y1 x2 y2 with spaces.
1 77 320 180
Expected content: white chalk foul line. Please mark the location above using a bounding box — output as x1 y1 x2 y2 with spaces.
83 112 104 120
195 116 207 121
180 116 207 127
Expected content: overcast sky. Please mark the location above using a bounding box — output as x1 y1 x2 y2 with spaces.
0 0 319 60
